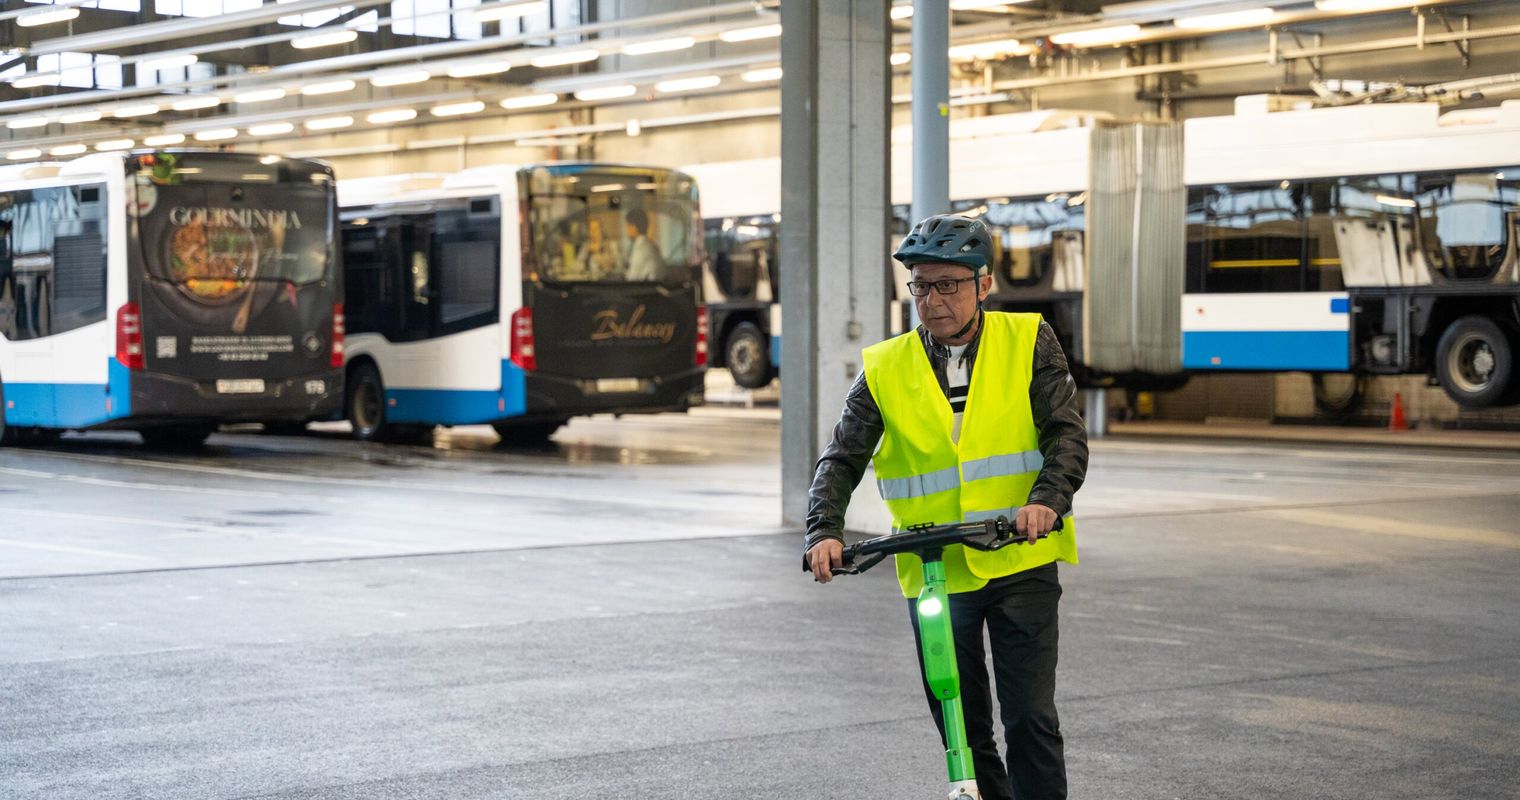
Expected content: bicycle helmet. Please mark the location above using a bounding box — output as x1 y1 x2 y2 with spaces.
893 214 992 273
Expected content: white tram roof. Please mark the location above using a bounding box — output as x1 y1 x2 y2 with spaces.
685 111 1102 219
1185 99 1520 185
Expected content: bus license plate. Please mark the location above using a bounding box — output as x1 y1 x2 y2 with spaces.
595 378 640 394
216 379 266 394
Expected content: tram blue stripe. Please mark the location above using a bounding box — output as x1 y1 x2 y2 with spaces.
1183 330 1350 371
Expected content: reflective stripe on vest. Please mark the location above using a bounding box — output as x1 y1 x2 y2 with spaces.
861 311 1079 598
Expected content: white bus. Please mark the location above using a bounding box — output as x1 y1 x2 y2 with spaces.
0 150 344 448
337 163 707 443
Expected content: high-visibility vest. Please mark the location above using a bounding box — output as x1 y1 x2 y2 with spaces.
862 311 1078 598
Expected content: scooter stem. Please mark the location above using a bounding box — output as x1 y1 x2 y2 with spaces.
916 549 979 799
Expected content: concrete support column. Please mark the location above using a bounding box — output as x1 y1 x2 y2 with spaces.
779 0 891 526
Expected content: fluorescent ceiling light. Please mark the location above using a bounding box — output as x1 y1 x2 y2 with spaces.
143 133 186 146
623 36 696 56
1376 194 1416 208
141 54 199 71
248 122 295 136
366 108 418 124
500 92 559 109
17 6 79 27
7 116 49 130
741 67 783 83
655 75 720 93
530 49 600 68
471 0 546 22
950 0 1022 8
573 84 637 101
430 100 486 116
719 24 782 42
171 95 221 111
113 104 161 118
446 61 511 78
11 74 63 89
49 144 87 156
948 38 1026 60
292 30 358 50
235 88 287 104
891 6 913 19
891 52 912 66
1315 0 1416 10
301 79 356 96
1049 24 1143 47
95 139 135 152
305 115 355 130
370 69 431 87
59 110 103 124
6 148 43 160
194 128 238 141
1175 7 1275 30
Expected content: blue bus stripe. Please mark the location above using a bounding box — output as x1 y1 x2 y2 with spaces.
1183 330 1350 371
382 360 528 426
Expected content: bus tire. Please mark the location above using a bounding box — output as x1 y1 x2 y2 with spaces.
346 362 388 441
493 419 565 446
1436 315 1513 409
140 425 214 450
726 322 774 389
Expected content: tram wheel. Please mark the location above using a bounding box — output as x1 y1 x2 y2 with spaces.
726 322 774 389
1436 315 1513 409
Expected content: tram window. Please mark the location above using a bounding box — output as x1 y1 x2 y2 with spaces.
1196 183 1303 293
1185 188 1209 293
1414 170 1520 281
1301 181 1346 292
976 194 1085 289
0 188 63 340
51 230 106 334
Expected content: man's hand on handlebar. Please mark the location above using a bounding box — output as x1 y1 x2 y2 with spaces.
807 539 844 584
1015 503 1059 544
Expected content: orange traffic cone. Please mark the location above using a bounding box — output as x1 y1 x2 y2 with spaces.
1389 392 1409 432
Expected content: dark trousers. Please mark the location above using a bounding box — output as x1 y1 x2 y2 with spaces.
908 564 1065 800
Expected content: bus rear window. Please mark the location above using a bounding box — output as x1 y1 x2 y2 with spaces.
525 168 695 286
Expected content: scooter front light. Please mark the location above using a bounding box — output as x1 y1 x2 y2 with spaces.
918 596 944 617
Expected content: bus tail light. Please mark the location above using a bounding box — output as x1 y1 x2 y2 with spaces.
695 306 709 367
116 302 144 369
510 307 537 372
330 303 346 368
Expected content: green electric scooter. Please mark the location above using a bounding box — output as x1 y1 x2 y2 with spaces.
807 513 1061 800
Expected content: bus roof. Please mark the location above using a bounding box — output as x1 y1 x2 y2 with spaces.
1185 99 1520 185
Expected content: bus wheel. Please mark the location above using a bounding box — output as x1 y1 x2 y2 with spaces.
346 362 388 441
493 419 565 446
727 322 774 389
1436 315 1513 409
140 425 214 450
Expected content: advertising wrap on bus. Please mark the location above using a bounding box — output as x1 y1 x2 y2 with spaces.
126 154 341 422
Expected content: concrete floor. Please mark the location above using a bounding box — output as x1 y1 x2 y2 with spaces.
1 410 1517 799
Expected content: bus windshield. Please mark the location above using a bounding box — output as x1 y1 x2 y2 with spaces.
131 152 334 302
525 166 696 286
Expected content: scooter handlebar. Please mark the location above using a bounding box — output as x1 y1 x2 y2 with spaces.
802 512 1065 577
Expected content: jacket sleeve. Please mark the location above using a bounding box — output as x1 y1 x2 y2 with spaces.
803 371 885 553
1025 322 1088 517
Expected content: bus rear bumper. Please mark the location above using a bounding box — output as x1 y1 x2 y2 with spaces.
122 368 343 425
523 367 705 419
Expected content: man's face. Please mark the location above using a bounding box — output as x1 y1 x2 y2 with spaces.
624 222 638 239
911 262 990 341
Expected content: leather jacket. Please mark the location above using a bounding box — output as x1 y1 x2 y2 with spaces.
804 313 1089 553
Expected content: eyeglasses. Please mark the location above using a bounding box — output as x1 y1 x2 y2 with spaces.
906 277 976 297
